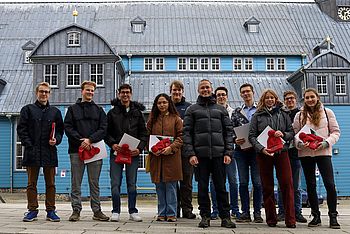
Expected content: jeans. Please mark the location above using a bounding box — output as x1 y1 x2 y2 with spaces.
110 155 139 214
70 153 102 213
156 181 178 217
278 148 302 216
210 158 239 215
195 157 230 219
234 149 262 216
300 156 337 214
26 166 56 211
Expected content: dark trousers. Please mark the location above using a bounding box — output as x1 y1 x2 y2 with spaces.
177 157 194 215
26 166 56 211
300 156 337 214
257 151 295 226
195 157 230 219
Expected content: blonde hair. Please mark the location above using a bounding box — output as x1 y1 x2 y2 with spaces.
81 80 96 90
257 89 280 111
35 82 51 93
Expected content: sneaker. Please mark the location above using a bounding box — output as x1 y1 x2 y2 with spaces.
156 216 166 221
253 214 264 223
167 216 177 222
23 210 38 222
129 213 142 222
277 213 285 222
46 210 60 222
236 213 252 223
69 210 80 222
221 217 236 228
110 213 120 222
93 210 109 221
183 212 196 219
210 212 218 220
198 217 210 228
308 213 321 227
296 213 307 223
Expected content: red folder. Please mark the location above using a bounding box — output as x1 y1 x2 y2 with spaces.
50 122 55 140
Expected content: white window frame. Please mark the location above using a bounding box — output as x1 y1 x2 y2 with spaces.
155 57 164 71
316 75 328 95
189 57 198 70
90 64 104 86
24 50 31 64
178 57 187 71
233 58 242 71
244 58 253 71
67 31 80 47
277 58 286 71
44 64 58 87
14 119 25 171
211 57 220 71
248 24 259 33
144 58 153 71
66 64 81 87
132 24 143 33
335 75 346 95
266 58 275 71
200 57 209 71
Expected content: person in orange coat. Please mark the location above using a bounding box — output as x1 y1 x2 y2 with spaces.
147 93 183 222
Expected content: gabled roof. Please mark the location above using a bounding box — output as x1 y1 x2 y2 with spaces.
130 16 146 26
21 40 36 50
243 16 260 27
305 49 350 69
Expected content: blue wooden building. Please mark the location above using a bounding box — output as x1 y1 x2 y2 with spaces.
0 0 349 197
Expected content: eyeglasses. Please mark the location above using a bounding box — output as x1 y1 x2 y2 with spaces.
285 97 295 101
38 90 50 94
216 93 227 97
120 91 131 95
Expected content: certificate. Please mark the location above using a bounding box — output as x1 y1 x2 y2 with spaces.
84 140 108 164
114 133 141 155
233 123 252 149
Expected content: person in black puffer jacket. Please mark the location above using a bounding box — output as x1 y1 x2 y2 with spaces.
183 79 235 229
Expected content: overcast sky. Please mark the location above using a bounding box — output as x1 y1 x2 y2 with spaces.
0 0 315 3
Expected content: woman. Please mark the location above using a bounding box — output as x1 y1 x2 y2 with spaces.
249 89 296 228
147 93 183 222
293 88 340 229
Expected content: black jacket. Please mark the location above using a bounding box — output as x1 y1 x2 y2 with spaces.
249 103 294 153
17 100 64 167
174 97 191 119
105 99 148 154
183 95 233 159
64 99 107 154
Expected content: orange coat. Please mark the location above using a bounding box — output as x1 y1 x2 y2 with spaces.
147 113 183 183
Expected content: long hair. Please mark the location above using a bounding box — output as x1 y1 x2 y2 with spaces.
149 93 179 123
256 89 281 112
301 88 322 127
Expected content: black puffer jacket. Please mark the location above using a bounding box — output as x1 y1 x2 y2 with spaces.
183 95 233 158
105 99 148 154
64 99 107 154
17 100 64 167
249 102 294 153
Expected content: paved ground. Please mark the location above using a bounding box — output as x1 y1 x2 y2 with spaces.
0 193 349 233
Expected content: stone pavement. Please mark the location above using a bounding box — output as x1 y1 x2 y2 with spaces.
0 194 349 234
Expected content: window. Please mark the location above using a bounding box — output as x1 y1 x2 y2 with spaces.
248 24 259 33
316 75 327 95
244 58 253 71
67 64 81 86
200 58 209 71
233 58 242 70
132 24 143 33
211 58 220 70
15 120 25 171
24 51 31 64
155 58 164 71
144 58 153 71
44 65 58 87
67 32 80 46
90 64 104 86
277 58 285 70
189 58 198 70
178 58 187 70
335 75 346 95
266 58 275 70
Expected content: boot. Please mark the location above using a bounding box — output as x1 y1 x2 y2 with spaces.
329 212 340 229
198 216 210 228
221 217 236 228
308 211 321 227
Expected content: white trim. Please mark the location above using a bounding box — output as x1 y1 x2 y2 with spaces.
315 74 328 95
233 58 243 71
44 64 58 88
189 57 198 71
244 57 253 71
144 57 153 71
211 57 220 71
335 74 347 95
266 58 275 71
178 57 187 71
67 31 81 47
90 64 104 86
200 57 209 71
277 58 286 71
66 64 81 87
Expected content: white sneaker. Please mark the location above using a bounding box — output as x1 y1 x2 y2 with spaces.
110 213 120 222
129 213 142 222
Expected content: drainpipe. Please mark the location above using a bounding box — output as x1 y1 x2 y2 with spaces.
127 53 132 84
6 114 13 193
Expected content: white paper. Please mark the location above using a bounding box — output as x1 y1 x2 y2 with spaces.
148 135 174 152
113 133 141 156
295 125 321 142
84 140 108 164
257 125 285 148
233 123 252 149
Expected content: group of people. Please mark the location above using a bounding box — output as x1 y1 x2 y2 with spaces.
17 79 341 230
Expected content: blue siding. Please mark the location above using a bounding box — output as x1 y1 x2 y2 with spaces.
166 56 177 71
221 57 232 71
286 56 303 71
0 117 11 187
121 56 129 71
254 57 265 71
132 57 144 72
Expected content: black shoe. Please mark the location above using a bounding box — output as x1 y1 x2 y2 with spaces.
286 224 296 228
308 211 321 227
253 214 264 223
221 218 236 228
277 213 285 222
296 213 307 223
236 213 251 223
198 217 210 228
268 223 277 227
329 212 340 229
183 212 196 219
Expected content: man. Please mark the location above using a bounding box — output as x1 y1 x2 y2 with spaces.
169 80 195 219
17 82 64 222
183 79 236 228
232 83 263 223
277 90 307 223
105 84 148 222
210 87 240 220
64 81 109 222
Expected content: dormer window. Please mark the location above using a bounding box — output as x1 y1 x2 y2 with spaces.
243 16 260 33
313 36 335 56
131 16 146 33
21 40 36 64
67 31 80 46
